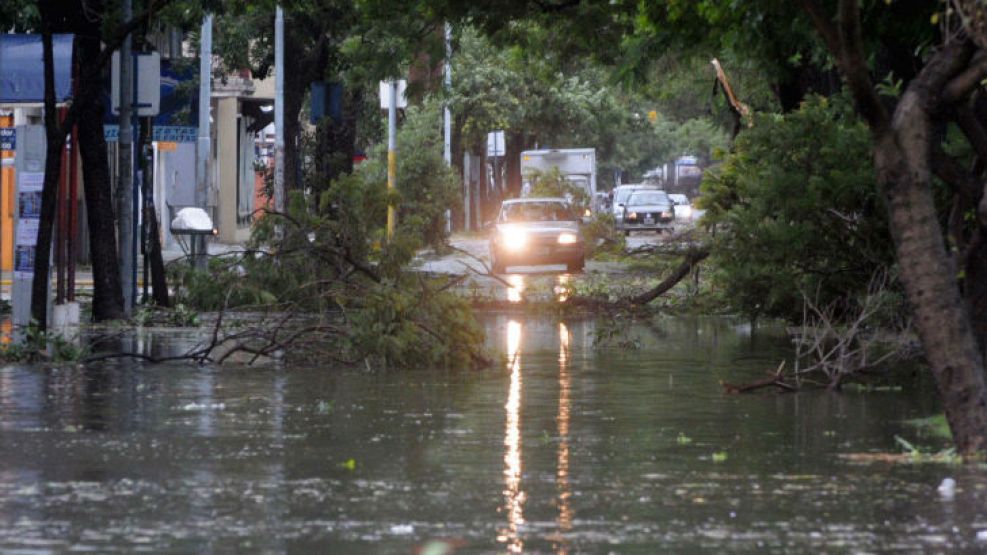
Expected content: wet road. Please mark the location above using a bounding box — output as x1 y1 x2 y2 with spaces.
416 232 665 276
0 315 981 553
415 231 670 303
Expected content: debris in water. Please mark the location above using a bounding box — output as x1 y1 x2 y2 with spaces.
938 477 956 500
180 402 226 411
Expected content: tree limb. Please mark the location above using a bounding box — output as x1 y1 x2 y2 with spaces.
628 249 708 305
944 49 987 104
955 103 987 163
837 0 891 133
932 146 982 201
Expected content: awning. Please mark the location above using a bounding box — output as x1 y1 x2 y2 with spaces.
0 34 74 103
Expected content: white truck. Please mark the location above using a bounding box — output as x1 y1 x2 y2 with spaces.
520 148 598 211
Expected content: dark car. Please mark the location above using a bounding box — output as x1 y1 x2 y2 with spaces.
621 190 675 234
489 197 585 274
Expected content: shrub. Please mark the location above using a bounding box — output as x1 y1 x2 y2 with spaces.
699 94 895 322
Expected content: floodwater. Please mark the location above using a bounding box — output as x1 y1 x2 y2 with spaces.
0 312 985 553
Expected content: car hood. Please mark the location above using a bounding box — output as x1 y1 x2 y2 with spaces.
496 221 580 235
625 203 672 212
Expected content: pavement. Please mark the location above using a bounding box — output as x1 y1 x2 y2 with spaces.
0 241 250 299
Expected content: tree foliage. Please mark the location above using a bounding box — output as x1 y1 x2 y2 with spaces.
356 99 459 249
701 95 893 321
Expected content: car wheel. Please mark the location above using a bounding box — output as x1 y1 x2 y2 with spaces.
567 257 585 273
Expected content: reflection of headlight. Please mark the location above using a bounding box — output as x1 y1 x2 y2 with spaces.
500 226 528 251
558 232 578 245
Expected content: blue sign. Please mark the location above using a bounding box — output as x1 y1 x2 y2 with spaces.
0 128 14 151
103 125 197 143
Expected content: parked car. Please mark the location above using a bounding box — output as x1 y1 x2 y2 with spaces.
668 193 692 220
621 190 675 234
489 197 585 274
611 183 658 229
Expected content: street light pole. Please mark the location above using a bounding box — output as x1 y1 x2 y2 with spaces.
195 13 212 268
117 0 134 314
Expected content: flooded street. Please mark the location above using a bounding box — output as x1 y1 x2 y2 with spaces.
1 314 985 552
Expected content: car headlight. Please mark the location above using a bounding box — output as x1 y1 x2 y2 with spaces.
583 208 591 217
558 232 578 245
661 211 672 218
627 212 637 219
500 226 528 251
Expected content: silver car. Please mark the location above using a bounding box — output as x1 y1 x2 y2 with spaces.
489 198 586 274
621 190 675 234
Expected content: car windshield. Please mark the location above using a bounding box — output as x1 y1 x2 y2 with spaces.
501 202 574 222
614 187 650 205
627 192 670 206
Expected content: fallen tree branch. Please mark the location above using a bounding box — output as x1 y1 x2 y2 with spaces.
721 361 796 393
627 249 709 305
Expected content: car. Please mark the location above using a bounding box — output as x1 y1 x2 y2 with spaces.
611 183 658 229
621 190 674 234
489 197 586 274
668 193 692 220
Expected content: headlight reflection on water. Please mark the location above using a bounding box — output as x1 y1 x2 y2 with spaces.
500 320 525 553
557 322 573 545
507 275 525 303
554 274 570 303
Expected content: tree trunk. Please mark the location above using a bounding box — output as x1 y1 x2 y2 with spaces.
32 15 63 329
145 205 169 307
873 57 987 454
505 131 523 197
283 32 303 191
801 0 987 453
75 33 125 320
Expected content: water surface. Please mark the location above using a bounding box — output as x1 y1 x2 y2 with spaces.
0 314 982 553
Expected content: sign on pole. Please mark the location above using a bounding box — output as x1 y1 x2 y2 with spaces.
12 125 51 328
378 80 408 109
487 130 505 157
111 51 162 116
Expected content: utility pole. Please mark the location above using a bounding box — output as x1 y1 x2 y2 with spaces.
117 0 134 315
195 13 212 269
386 79 397 240
443 22 452 233
274 6 285 217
